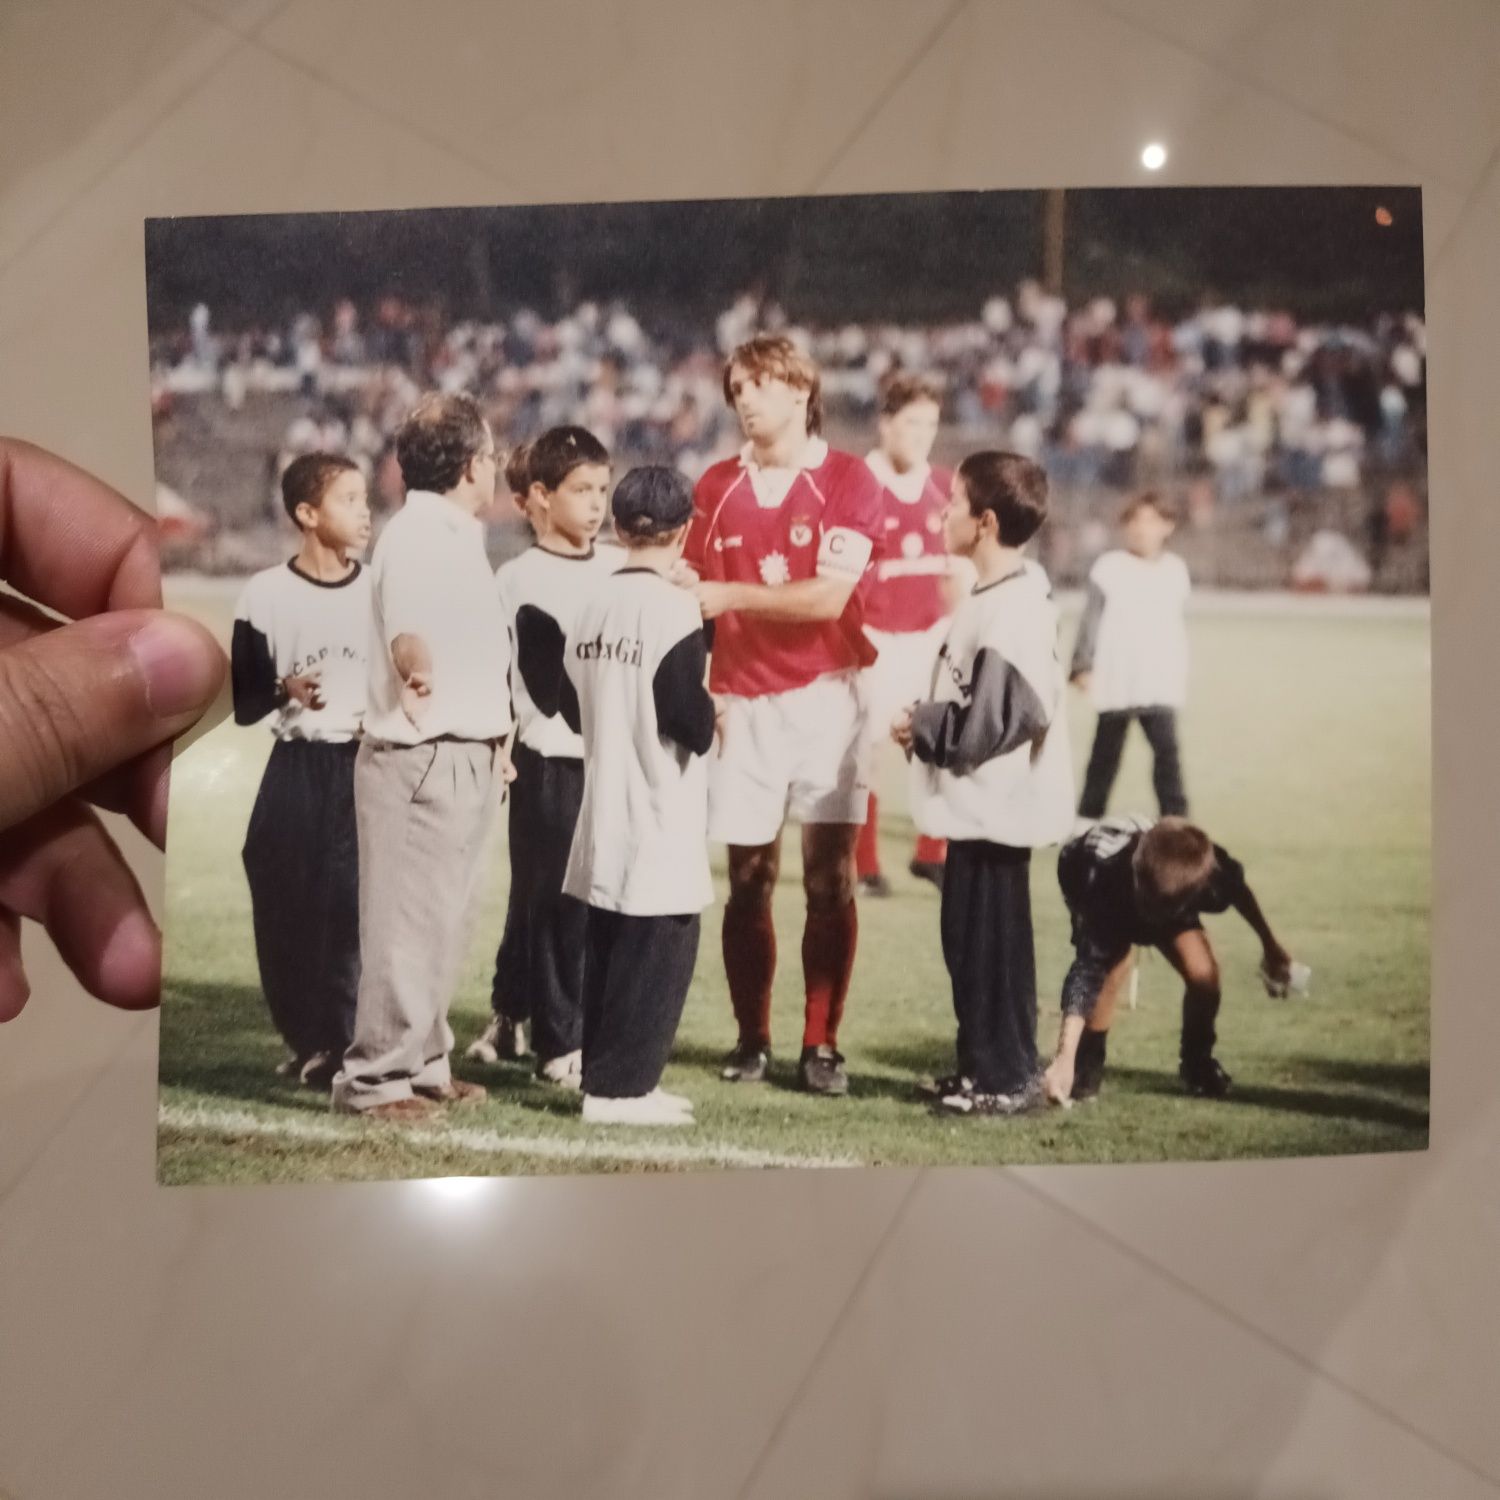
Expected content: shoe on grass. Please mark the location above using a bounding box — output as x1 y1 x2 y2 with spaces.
917 1071 974 1101
908 858 945 890
857 872 892 898
299 1051 338 1090
347 1096 442 1124
415 1078 488 1107
799 1045 849 1097
935 1080 1044 1117
1179 1055 1233 1099
720 1043 771 1083
465 1018 501 1065
582 1089 695 1126
537 1050 582 1090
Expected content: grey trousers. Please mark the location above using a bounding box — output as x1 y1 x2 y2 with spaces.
332 738 500 1112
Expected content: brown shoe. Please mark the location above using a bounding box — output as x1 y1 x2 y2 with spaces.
357 1096 442 1124
415 1078 488 1107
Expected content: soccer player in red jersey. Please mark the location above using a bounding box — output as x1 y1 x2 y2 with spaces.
857 372 960 896
687 335 884 1095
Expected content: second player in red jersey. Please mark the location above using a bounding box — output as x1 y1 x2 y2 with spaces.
858 373 962 895
687 334 884 1097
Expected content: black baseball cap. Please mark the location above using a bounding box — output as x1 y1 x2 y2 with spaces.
612 465 694 540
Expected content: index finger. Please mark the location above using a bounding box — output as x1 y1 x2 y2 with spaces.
0 439 160 619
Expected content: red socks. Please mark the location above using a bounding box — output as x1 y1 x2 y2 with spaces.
914 834 947 866
723 898 776 1049
802 900 858 1050
726 896 860 1050
855 793 880 878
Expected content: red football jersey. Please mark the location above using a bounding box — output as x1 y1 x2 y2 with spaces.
686 442 884 698
863 456 954 635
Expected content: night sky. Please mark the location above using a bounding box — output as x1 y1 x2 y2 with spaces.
145 185 1425 332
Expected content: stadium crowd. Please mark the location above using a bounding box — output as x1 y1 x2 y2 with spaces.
151 283 1426 511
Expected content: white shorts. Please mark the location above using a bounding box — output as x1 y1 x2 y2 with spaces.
863 620 949 740
709 671 871 846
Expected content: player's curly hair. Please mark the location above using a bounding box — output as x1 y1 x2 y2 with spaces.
723 334 823 436
507 425 610 498
1132 818 1218 915
281 451 359 526
956 451 1048 546
878 370 943 418
395 392 490 495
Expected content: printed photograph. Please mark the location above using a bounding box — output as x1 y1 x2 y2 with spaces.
147 187 1430 1183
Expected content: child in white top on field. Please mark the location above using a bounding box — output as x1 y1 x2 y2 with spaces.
469 427 619 1089
893 452 1075 1117
559 467 718 1127
1071 492 1191 821
231 453 372 1089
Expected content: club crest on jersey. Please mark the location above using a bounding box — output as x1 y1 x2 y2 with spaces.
789 520 814 549
759 550 792 586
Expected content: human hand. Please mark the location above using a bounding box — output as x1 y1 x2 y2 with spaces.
890 707 914 751
283 669 325 710
667 559 700 591
399 669 432 729
1043 1055 1075 1109
1259 948 1311 999
499 750 519 785
0 439 226 1020
696 581 733 620
1071 671 1092 694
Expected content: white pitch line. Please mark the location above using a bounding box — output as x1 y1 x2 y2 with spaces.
158 1101 859 1172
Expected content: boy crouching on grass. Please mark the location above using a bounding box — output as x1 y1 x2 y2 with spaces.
232 453 372 1089
559 467 718 1127
1043 815 1306 1105
892 452 1075 1117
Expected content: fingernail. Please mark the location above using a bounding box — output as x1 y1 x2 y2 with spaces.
128 616 220 719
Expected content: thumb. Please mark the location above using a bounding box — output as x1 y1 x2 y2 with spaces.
0 608 224 834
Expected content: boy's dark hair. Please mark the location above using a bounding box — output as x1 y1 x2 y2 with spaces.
611 465 694 542
507 425 610 496
956 451 1049 546
1132 818 1218 914
281 452 359 526
878 370 943 419
1120 489 1177 525
395 392 489 495
723 334 823 436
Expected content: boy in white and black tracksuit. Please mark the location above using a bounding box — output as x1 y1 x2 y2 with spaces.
895 452 1075 1115
559 466 716 1126
475 427 618 1084
231 453 372 1085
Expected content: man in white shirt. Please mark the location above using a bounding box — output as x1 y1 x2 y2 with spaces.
331 394 514 1121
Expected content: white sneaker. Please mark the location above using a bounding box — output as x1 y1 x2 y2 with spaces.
537 1050 583 1090
466 1018 501 1065
582 1089 695 1127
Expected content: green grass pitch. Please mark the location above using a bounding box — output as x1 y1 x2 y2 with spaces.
157 591 1430 1182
